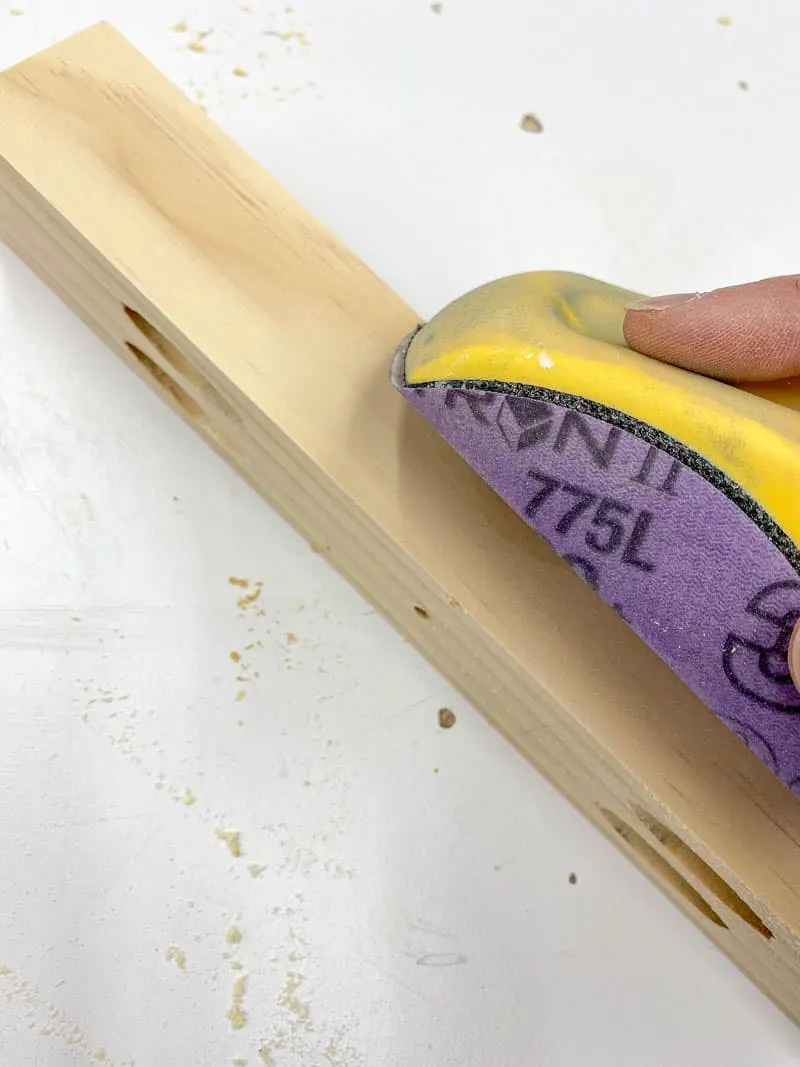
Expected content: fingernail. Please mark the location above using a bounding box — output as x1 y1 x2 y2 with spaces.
790 622 800 691
625 292 698 312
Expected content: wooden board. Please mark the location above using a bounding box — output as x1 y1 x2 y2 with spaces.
2 21 799 1020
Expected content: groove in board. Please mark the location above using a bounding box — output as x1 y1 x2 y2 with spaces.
1 21 800 1021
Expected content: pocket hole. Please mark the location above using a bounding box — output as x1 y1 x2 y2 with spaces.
125 342 203 420
123 306 242 425
632 806 772 939
599 808 727 930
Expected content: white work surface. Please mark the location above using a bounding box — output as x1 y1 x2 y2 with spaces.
2 1 800 1064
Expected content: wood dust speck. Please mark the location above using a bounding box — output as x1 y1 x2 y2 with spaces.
738 79 749 90
230 650 241 662
438 707 456 729
226 925 244 945
188 40 207 53
259 1045 278 1066
285 632 298 645
717 14 732 25
174 787 197 806
93 1050 108 1063
166 946 187 971
568 872 577 885
229 576 249 588
8 7 23 13
172 18 187 31
248 863 267 878
235 689 247 702
237 582 263 609
431 2 442 11
520 113 544 133
216 828 243 857
279 971 311 1027
227 976 248 1030
234 1059 248 1066
233 67 249 77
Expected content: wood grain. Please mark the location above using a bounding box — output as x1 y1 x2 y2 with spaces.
2 22 799 1020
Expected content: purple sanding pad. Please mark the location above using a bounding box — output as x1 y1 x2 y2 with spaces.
394 366 800 791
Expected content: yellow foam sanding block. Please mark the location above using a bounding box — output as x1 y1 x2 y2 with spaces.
393 272 800 787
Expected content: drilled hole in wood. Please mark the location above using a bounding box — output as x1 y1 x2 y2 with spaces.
599 808 727 930
632 806 773 939
123 306 242 424
125 342 204 420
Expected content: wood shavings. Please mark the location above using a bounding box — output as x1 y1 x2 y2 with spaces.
216 828 243 857
172 19 187 31
520 113 544 134
233 67 249 77
235 689 247 702
229 576 249 588
226 925 244 945
188 40 206 53
165 945 187 970
173 786 197 806
717 14 732 25
230 650 241 662
227 976 248 1030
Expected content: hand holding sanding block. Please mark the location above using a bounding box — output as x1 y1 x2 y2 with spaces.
393 271 800 785
4 22 800 1024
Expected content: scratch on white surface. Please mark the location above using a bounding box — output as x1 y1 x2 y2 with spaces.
416 953 468 967
0 963 128 1065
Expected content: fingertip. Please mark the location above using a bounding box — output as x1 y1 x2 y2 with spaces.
790 621 800 692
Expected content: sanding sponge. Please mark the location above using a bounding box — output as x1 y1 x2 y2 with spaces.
391 271 800 789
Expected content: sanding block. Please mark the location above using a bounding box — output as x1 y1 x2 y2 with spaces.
393 271 800 787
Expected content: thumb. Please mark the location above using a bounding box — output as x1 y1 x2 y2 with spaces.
622 274 800 382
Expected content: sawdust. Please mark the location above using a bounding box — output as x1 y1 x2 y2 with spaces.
717 14 732 25
227 976 248 1030
0 964 126 1065
520 113 544 133
738 79 749 90
430 2 442 11
174 786 197 806
438 707 456 729
233 66 249 77
235 689 247 702
8 7 23 13
279 971 311 1027
226 925 244 945
188 40 206 53
216 828 243 857
166 946 187 970
285 632 298 645
568 872 578 885
172 18 187 31
237 583 263 609
229 576 249 588
234 1060 248 1066
248 863 267 878
230 650 241 662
